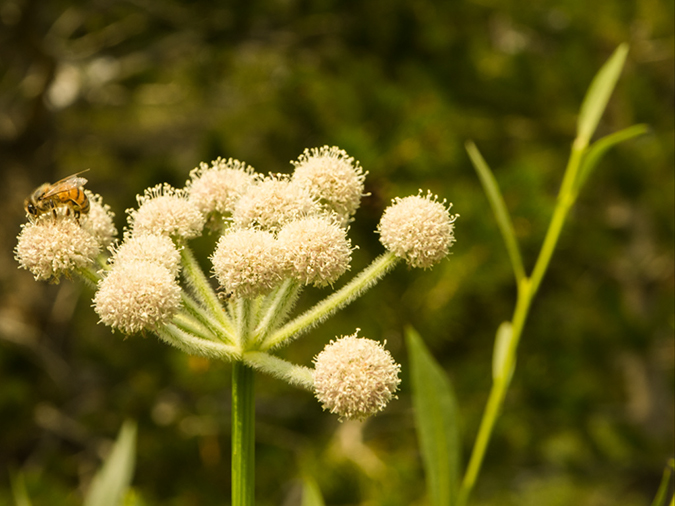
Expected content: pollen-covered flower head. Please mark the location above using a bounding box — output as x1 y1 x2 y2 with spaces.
15 216 100 281
232 174 319 231
110 233 181 278
278 215 352 287
292 146 366 225
377 190 458 269
128 184 205 240
187 157 257 216
313 331 401 421
211 228 285 298
94 260 181 334
81 190 117 247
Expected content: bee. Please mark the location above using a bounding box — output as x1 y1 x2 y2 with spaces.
24 170 91 221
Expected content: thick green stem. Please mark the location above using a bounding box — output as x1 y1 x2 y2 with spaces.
232 362 255 506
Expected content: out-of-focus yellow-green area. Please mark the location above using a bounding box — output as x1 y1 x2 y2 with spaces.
0 0 672 505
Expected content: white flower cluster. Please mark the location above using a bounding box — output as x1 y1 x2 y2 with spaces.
15 147 458 420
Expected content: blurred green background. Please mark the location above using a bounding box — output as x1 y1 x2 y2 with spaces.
0 0 673 505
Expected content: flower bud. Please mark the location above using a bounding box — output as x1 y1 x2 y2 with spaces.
211 228 285 298
128 184 205 239
313 332 401 421
81 191 117 247
292 146 366 225
94 260 181 334
232 175 319 231
110 233 181 278
15 216 100 281
278 215 352 287
378 191 458 268
187 157 256 216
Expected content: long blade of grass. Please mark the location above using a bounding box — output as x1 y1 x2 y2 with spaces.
466 141 526 283
84 420 137 506
576 44 629 147
301 475 326 506
651 458 675 506
406 327 461 506
575 123 649 192
9 472 33 506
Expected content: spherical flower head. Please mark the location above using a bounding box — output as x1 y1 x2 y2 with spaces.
232 175 319 231
128 184 205 240
110 233 181 278
211 228 284 298
94 260 181 334
277 215 352 287
81 190 117 247
15 216 100 281
187 158 257 216
292 146 366 225
313 331 401 421
377 191 458 269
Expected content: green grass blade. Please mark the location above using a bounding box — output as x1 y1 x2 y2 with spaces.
406 327 461 506
650 458 675 506
466 141 526 283
9 472 33 506
576 43 629 146
301 475 326 506
84 420 137 506
575 123 649 192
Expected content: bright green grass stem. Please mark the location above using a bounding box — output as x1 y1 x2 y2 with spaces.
457 142 586 506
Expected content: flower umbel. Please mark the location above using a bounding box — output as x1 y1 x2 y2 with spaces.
313 331 401 421
378 190 458 268
15 216 100 281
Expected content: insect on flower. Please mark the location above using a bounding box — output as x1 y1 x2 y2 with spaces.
24 170 91 221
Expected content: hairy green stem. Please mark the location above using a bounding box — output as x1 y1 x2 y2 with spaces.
232 362 255 506
260 252 399 351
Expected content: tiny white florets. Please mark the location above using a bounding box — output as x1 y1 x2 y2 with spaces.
277 215 353 287
128 183 205 239
81 191 117 247
232 175 319 231
15 216 101 281
211 228 285 298
313 331 401 421
377 190 458 269
292 146 366 225
93 260 181 334
110 233 181 278
187 157 257 216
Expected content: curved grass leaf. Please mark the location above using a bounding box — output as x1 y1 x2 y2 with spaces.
575 123 650 192
84 420 137 506
9 472 33 506
406 327 461 506
576 44 629 146
466 141 526 284
301 475 326 506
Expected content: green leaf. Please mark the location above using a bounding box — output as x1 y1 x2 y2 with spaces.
406 327 461 506
650 458 675 506
84 420 137 506
466 141 526 284
301 475 326 506
492 321 515 385
576 44 629 146
575 123 650 192
9 472 33 506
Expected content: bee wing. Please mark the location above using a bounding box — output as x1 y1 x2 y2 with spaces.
41 171 89 199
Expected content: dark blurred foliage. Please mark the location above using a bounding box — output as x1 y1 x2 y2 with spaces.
0 0 673 504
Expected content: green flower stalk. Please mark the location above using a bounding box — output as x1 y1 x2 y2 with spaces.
15 145 458 505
